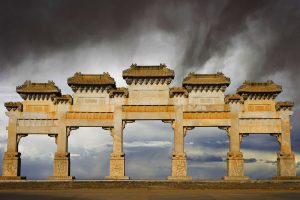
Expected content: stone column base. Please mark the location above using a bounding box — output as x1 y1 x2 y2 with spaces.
224 151 249 180
0 176 26 180
276 152 296 177
1 152 21 177
48 176 75 180
105 153 129 180
168 153 192 180
52 152 71 178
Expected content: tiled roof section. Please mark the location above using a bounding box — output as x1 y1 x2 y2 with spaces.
170 87 188 98
67 72 116 86
53 95 73 105
225 94 243 104
4 102 23 111
276 101 294 111
16 81 61 94
122 64 175 78
109 87 129 98
182 72 230 86
237 80 282 94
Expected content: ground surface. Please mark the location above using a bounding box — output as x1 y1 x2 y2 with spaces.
0 189 300 200
1 180 300 199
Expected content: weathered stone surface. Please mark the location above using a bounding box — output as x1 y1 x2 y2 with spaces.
1 66 297 181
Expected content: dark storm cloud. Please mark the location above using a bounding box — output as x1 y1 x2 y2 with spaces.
187 154 224 162
0 0 153 71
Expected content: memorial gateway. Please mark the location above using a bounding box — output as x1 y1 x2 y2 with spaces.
0 64 297 180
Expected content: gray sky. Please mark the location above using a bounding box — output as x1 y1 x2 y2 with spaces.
0 0 299 179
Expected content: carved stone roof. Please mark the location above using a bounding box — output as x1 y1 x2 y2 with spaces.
183 72 230 86
237 81 282 100
4 102 23 111
123 64 175 78
237 80 282 94
68 72 116 86
225 94 244 104
276 101 294 111
53 95 73 105
170 87 188 98
109 87 129 98
16 81 61 100
16 81 61 94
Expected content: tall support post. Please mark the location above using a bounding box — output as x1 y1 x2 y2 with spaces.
223 100 249 180
0 112 26 180
273 103 297 179
48 124 74 180
105 104 129 180
168 105 192 180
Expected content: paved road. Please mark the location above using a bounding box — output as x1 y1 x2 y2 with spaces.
0 190 300 200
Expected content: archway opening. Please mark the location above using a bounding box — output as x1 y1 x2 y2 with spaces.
19 135 55 179
241 134 279 179
123 121 173 179
185 127 228 179
68 127 112 179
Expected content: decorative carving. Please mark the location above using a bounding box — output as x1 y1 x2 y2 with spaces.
4 102 23 112
122 105 174 112
183 112 230 119
183 127 194 137
66 112 114 120
17 119 58 127
270 133 282 145
16 134 28 145
239 133 249 143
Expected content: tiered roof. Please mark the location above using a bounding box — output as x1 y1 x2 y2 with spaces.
53 95 73 105
68 72 116 92
237 81 282 99
16 81 61 100
109 87 129 98
4 102 23 111
122 64 174 85
169 87 188 98
182 72 230 91
276 101 294 111
225 94 244 104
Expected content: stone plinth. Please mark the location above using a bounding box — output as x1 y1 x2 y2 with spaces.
105 153 129 180
1 152 22 178
48 152 74 180
223 152 249 181
168 153 192 180
275 152 296 177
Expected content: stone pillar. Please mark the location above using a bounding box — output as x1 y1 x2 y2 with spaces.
48 126 74 180
168 105 192 180
105 103 129 180
0 112 25 180
274 109 297 179
223 102 249 180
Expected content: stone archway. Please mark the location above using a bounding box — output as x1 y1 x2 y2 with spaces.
185 127 228 179
123 120 173 179
68 127 112 179
18 135 56 179
241 134 279 179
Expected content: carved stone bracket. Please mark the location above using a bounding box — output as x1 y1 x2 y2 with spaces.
270 133 282 145
66 126 79 137
122 120 135 130
16 134 28 145
218 126 230 137
239 133 249 143
183 127 194 137
48 134 58 144
162 120 174 129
